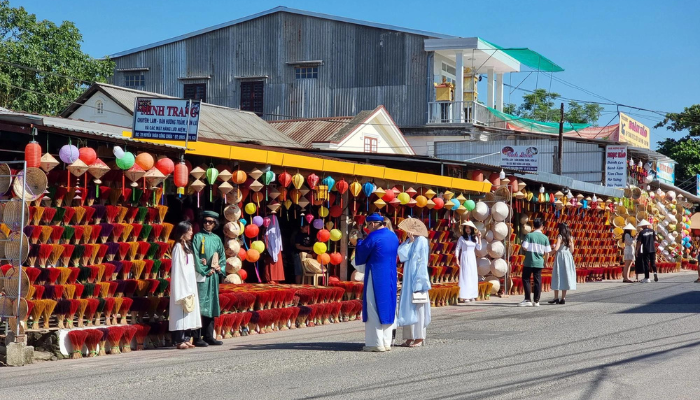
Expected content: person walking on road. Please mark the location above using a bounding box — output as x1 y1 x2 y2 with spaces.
635 219 657 283
548 223 576 305
519 218 551 307
354 213 399 352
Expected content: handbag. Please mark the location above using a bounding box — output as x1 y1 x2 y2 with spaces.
181 294 195 313
412 291 428 304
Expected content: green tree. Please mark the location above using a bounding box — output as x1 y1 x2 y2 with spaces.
654 104 700 137
656 135 700 187
0 0 114 115
566 101 604 124
504 89 603 125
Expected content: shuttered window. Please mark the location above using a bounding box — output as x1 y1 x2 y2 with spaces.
240 81 264 116
183 83 207 102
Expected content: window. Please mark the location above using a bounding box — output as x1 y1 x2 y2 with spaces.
240 81 264 116
95 100 104 114
441 62 456 83
183 83 207 102
295 66 318 79
124 74 144 88
364 137 378 153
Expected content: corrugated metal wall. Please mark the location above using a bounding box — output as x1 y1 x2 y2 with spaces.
434 139 605 184
111 12 429 126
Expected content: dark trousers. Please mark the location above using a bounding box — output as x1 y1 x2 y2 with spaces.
641 253 657 279
522 267 542 303
171 329 193 345
193 316 215 342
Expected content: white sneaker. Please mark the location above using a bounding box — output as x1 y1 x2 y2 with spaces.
641 278 651 283
533 302 540 307
518 300 533 307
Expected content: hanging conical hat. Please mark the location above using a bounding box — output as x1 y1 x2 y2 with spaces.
622 223 636 231
477 258 491 276
268 187 281 200
492 222 509 241
40 153 60 173
298 197 310 208
190 179 206 193
190 166 205 180
472 201 489 222
218 169 232 182
88 158 110 181
223 222 241 238
225 257 242 274
124 164 145 183
491 202 509 222
144 167 166 188
249 168 263 180
268 202 281 213
490 258 508 278
224 204 241 222
487 241 505 258
218 181 234 196
397 217 429 238
67 159 89 177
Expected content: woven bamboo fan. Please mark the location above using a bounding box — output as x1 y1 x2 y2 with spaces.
4 232 30 266
3 267 30 298
0 163 12 194
0 297 12 317
12 167 48 202
2 200 30 229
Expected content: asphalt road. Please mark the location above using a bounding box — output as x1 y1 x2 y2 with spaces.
2 272 700 400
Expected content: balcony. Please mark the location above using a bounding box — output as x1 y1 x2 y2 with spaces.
427 101 506 128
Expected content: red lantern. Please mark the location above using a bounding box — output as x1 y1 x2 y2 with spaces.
382 189 395 203
238 248 247 261
329 252 343 265
78 147 97 165
335 179 349 194
173 162 188 196
329 205 342 218
278 171 292 188
244 224 259 239
307 173 319 190
155 157 175 176
24 141 41 168
488 172 500 187
433 197 445 210
317 229 331 242
237 269 247 281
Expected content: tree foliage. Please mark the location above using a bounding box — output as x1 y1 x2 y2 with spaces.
504 89 604 125
656 135 700 187
0 0 114 115
654 104 700 137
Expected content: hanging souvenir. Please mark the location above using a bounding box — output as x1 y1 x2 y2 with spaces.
249 168 263 180
278 171 292 188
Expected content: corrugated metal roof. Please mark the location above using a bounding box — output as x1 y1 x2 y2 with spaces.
269 107 377 148
109 6 454 58
64 83 301 148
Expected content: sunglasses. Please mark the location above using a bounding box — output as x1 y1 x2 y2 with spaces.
203 219 216 225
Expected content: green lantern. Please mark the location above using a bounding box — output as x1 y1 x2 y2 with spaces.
206 167 219 202
464 199 476 211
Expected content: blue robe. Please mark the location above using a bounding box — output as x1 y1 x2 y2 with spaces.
397 236 432 327
355 228 399 325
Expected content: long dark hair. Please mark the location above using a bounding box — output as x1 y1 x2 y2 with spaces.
462 226 477 243
558 223 572 246
174 221 193 254
623 230 635 240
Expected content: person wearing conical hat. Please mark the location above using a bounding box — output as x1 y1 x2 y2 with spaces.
621 223 637 283
191 210 226 346
635 219 657 283
455 220 482 303
354 212 399 352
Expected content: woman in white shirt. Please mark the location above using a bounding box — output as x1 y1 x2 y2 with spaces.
169 221 202 349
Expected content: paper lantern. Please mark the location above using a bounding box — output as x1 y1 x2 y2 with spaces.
382 189 395 203
40 153 59 173
174 162 188 195
319 206 329 218
317 229 331 242
59 145 79 164
78 147 97 166
488 172 501 187
432 197 444 210
25 141 42 168
312 218 324 230
155 158 175 176
263 170 275 186
450 199 460 210
325 221 334 230
305 214 315 225
329 252 343 265
397 192 410 205
244 203 257 215
335 179 348 194
363 182 375 198
232 170 247 185
205 167 219 186
464 199 476 211
307 173 320 190
236 269 248 281
313 242 327 255
322 176 336 192
277 171 292 188
251 215 263 227
330 229 342 241
415 195 428 208
251 240 265 253
244 224 259 238
317 253 331 265
246 249 260 262
116 152 135 170
350 181 362 197
135 152 154 171
329 205 342 218
291 173 304 190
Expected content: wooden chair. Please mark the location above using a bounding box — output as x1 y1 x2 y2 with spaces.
300 252 325 286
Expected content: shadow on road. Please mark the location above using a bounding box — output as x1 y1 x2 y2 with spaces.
619 291 700 313
229 342 363 352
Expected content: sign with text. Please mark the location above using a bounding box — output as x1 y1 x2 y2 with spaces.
132 98 201 141
619 113 650 149
605 145 628 188
656 161 675 185
500 146 538 172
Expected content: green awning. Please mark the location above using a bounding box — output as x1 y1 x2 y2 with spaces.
487 107 590 134
481 39 564 72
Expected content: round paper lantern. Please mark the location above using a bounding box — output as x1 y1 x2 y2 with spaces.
312 218 324 230
78 147 97 166
313 242 327 255
322 176 336 192
383 190 395 203
263 217 272 228
492 222 509 241
464 199 476 211
24 141 41 168
329 252 343 265
477 258 491 276
319 206 329 218
487 241 505 258
237 269 248 281
238 248 247 261
490 258 507 278
397 192 410 205
491 202 509 222
244 224 259 238
233 170 247 185
292 173 305 189
472 201 489 221
315 253 329 265
432 197 444 210
330 229 343 241
246 249 260 262
251 240 265 253
116 152 135 170
278 171 292 187
59 144 79 164
252 215 264 227
263 170 275 186
155 157 175 175
335 179 349 195
415 195 428 208
307 173 320 190
135 152 154 171
317 229 331 242
363 182 375 198
450 198 460 210
329 205 342 218
244 202 257 215
206 167 219 185
350 181 362 197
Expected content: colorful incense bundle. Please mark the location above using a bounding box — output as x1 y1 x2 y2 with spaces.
142 261 154 279
31 206 45 225
127 242 139 261
91 283 102 298
105 205 120 223
105 242 120 262
116 206 128 224
73 206 86 225
32 284 46 300
89 224 102 244
103 263 115 281
112 296 124 325
130 223 143 241
117 242 130 261
73 283 85 299
132 261 146 280
53 299 69 329
134 207 148 224
155 279 169 297
68 267 80 284
161 223 173 241
110 224 125 243
97 223 113 244
137 242 150 261
94 297 106 325
71 245 84 267
29 299 46 329
29 226 42 244
67 330 88 359
160 259 172 277
289 307 300 328
134 279 149 297
111 261 123 280
121 261 133 279
62 207 76 225
64 299 80 328
156 297 169 321
139 224 153 242
108 281 118 297
151 224 163 241
23 266 41 285
50 226 64 245
82 226 92 245
72 226 85 244
84 329 102 357
83 299 99 326
124 207 137 224
106 326 124 354
95 244 108 264
52 207 66 225
98 282 110 298
121 324 138 352
57 244 71 267
156 205 168 224
134 323 151 350
103 297 116 326
156 242 169 259
119 297 133 325
82 245 96 267
97 327 109 356
144 207 157 224
150 260 162 279
92 205 106 224
120 223 133 242
39 226 52 244
41 299 57 329
145 242 159 260
42 207 57 224
54 187 67 207
83 206 96 225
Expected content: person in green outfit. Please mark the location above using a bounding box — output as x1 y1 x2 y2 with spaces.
518 218 551 307
191 210 226 346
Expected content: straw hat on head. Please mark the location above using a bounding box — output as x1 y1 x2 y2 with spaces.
637 219 652 228
461 220 478 230
622 223 636 231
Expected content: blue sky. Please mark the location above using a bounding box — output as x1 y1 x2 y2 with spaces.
17 0 700 148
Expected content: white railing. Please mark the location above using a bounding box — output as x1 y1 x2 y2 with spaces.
427 101 506 128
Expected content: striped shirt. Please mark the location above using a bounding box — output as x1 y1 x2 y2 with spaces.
522 231 552 268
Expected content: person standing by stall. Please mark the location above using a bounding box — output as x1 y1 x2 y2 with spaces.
621 224 636 283
169 221 201 349
455 221 482 303
192 211 226 346
519 218 551 307
293 224 313 284
396 218 431 347
354 213 399 352
636 220 657 283
548 223 576 304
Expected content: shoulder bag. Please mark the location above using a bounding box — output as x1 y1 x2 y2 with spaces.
412 291 429 304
